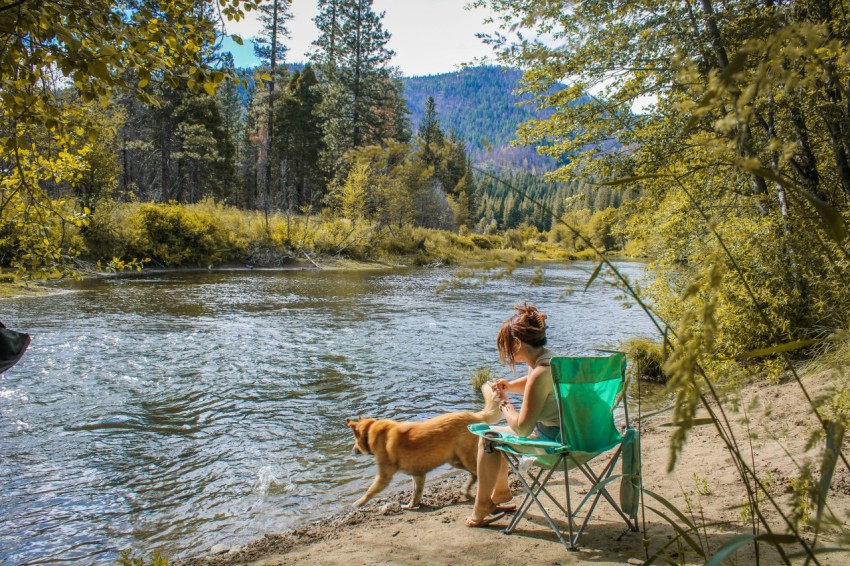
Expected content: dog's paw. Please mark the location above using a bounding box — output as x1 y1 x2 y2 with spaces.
400 503 421 510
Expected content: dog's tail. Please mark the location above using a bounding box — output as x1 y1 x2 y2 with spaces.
473 382 502 425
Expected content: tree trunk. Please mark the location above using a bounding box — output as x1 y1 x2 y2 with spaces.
263 0 280 228
787 101 824 200
699 0 769 207
160 91 174 200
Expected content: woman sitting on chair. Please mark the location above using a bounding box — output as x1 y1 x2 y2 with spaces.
465 302 561 527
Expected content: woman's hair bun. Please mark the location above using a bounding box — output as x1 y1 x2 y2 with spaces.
514 303 547 329
497 302 549 366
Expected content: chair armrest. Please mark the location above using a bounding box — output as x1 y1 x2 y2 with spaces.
468 423 567 454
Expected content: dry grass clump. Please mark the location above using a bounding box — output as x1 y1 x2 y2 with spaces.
621 336 668 384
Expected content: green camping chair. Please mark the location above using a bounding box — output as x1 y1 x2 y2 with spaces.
469 353 640 550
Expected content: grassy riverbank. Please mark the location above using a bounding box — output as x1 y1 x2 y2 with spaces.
81 199 609 270
2 198 622 291
0 274 51 298
16 199 623 273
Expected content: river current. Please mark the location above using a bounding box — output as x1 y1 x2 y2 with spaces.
0 261 658 564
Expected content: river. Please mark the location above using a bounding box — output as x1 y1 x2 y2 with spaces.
0 261 658 564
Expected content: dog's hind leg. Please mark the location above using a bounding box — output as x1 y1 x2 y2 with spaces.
402 475 426 509
462 472 477 499
354 469 394 507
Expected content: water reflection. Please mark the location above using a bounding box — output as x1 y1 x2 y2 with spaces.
0 262 659 564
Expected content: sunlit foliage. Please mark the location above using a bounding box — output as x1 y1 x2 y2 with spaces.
0 0 259 278
475 0 850 361
475 0 850 560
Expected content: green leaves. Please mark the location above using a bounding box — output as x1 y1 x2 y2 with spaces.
597 174 664 186
642 488 707 560
584 260 603 292
754 167 847 244
817 422 845 530
737 339 822 360
1 0 258 278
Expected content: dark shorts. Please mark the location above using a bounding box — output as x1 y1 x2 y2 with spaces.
536 422 560 442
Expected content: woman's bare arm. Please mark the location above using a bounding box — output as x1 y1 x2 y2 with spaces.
502 366 553 437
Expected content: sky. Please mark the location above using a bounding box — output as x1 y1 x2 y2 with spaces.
223 0 500 77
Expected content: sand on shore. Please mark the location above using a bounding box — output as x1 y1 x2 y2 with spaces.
177 370 850 566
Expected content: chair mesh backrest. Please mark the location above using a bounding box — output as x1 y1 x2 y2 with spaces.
550 354 625 453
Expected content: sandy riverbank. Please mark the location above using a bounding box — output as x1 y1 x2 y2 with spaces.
174 369 850 566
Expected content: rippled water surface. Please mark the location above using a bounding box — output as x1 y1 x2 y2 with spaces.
0 262 657 564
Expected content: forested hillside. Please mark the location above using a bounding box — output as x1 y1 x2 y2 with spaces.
475 170 637 232
403 67 556 171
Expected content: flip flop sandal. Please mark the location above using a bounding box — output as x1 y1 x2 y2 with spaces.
464 510 506 528
494 503 517 512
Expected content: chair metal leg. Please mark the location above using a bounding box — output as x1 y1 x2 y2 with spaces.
572 451 634 528
501 453 575 550
496 447 636 552
504 460 544 534
563 456 578 550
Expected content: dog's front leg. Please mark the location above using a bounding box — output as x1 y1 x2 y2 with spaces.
354 469 394 507
402 475 426 509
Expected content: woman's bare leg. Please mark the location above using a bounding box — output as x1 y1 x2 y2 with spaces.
469 438 504 522
491 455 512 504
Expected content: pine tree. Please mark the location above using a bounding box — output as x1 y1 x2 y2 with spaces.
418 96 444 167
215 52 247 206
310 0 343 76
172 92 235 202
276 65 326 210
253 0 293 220
253 0 293 68
311 0 408 175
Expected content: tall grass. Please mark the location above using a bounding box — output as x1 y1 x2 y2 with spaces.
76 197 599 269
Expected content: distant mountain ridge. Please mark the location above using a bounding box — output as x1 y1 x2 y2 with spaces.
402 66 556 172
273 64 555 171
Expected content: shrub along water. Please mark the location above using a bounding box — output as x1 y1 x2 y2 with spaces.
77 197 606 270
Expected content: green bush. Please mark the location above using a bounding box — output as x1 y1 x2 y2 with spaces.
469 234 496 249
376 230 422 256
132 202 233 266
77 200 618 269
502 229 525 249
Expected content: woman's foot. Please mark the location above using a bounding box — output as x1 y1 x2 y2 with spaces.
492 491 514 507
464 510 506 527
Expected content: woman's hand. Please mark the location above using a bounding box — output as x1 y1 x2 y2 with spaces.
491 380 509 404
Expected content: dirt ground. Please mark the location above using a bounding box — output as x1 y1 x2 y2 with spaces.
177 371 850 566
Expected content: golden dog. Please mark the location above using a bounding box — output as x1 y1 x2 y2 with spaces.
347 385 500 509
